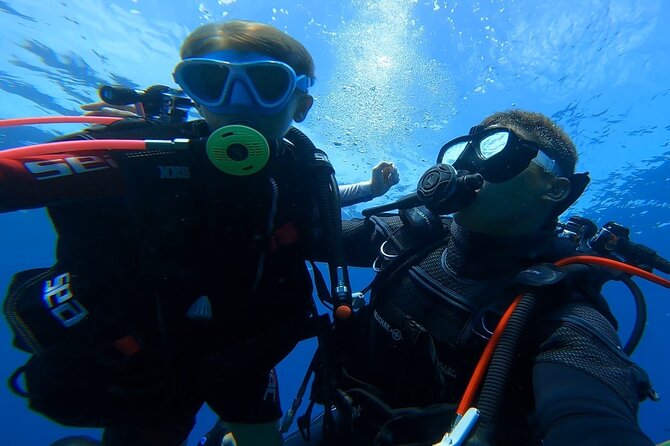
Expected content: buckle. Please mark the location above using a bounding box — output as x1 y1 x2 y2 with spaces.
403 318 426 343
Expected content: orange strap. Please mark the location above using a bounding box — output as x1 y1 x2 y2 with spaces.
269 222 299 251
112 334 142 356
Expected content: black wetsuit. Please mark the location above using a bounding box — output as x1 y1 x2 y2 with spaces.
301 215 654 446
1 118 320 445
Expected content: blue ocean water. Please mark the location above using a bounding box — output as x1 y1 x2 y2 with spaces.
1 0 669 444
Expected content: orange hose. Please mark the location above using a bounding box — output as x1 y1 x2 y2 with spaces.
0 116 122 127
456 254 670 416
555 255 670 288
456 292 524 416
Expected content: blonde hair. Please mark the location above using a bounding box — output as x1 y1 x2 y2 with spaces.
180 20 315 79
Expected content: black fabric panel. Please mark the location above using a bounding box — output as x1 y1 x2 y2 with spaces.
535 303 649 413
531 362 654 446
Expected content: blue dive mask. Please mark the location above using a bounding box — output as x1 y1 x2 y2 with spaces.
173 50 314 115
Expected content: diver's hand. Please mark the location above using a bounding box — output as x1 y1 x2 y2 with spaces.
370 161 400 197
80 101 140 118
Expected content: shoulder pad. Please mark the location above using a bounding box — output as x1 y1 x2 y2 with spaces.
516 264 567 287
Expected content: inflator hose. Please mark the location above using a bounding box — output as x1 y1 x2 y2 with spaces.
474 291 538 442
552 263 646 355
473 260 650 441
620 276 647 355
285 127 352 309
284 127 354 444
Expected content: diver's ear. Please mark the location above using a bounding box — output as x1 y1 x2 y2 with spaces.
294 94 313 123
544 177 571 202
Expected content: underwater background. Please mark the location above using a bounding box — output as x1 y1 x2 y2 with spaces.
1 0 669 444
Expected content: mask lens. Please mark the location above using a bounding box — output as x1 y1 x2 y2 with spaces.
440 141 468 165
180 63 230 103
479 131 509 159
246 64 292 104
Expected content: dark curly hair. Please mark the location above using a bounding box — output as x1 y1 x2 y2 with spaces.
480 110 577 176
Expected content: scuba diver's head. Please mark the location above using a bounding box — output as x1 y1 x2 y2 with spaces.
174 20 315 140
443 110 580 236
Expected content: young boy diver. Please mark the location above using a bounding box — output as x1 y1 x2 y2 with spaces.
1 20 393 446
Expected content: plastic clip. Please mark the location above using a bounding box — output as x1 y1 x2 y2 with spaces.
351 291 366 309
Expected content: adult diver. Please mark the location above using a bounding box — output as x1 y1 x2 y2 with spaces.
276 110 666 446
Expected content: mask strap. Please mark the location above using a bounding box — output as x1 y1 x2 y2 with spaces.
468 125 484 135
546 172 591 223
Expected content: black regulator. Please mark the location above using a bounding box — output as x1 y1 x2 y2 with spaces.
362 163 484 217
560 216 670 274
98 84 194 124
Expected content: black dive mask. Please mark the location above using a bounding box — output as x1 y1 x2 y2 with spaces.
436 126 565 183
362 125 591 218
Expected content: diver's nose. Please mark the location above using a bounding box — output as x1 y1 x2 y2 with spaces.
228 80 254 106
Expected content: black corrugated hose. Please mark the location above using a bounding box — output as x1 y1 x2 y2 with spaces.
472 291 538 444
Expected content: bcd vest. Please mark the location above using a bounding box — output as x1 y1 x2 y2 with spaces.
346 213 603 409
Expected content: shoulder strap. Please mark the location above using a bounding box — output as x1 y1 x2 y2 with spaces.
363 214 450 299
285 127 354 315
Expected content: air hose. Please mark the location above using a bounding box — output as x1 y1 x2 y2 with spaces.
619 276 647 355
284 126 355 444
450 255 670 445
0 116 121 127
473 291 537 441
558 263 648 355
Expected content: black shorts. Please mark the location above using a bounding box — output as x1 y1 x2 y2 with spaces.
23 351 282 446
202 367 282 424
100 365 283 446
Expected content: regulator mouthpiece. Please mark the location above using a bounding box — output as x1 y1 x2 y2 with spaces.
362 163 483 217
206 125 270 175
